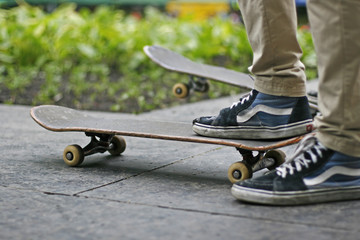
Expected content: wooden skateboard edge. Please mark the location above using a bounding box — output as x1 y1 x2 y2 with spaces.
31 105 304 152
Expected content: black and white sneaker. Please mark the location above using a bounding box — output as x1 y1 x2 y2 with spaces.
193 90 314 139
231 136 360 205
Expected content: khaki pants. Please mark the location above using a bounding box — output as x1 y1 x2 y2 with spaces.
238 0 360 157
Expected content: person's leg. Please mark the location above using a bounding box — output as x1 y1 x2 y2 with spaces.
192 0 313 140
310 0 360 157
239 0 306 97
231 0 360 205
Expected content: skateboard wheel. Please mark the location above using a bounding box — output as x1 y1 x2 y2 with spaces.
172 83 189 98
228 161 252 183
264 149 286 170
63 145 84 167
108 136 126 156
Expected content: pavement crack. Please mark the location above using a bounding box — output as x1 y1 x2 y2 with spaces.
73 146 222 195
61 193 359 233
3 181 359 233
43 191 73 197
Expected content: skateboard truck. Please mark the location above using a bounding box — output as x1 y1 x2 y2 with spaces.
63 132 285 184
62 133 126 167
227 148 286 183
83 133 116 156
172 76 210 98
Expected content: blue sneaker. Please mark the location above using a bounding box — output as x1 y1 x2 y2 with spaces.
231 136 360 205
192 90 314 139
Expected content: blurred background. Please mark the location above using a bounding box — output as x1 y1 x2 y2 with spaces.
0 0 316 113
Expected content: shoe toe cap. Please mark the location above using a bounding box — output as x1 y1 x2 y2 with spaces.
234 171 278 191
193 116 216 125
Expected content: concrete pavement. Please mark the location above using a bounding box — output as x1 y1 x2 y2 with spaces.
1 95 359 240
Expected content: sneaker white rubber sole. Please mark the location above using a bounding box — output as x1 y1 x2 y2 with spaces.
192 120 314 140
231 184 360 205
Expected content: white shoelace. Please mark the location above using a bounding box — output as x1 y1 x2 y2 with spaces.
230 91 253 109
276 135 327 178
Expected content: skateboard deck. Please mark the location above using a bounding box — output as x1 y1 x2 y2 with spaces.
31 105 307 183
144 45 254 92
144 45 318 111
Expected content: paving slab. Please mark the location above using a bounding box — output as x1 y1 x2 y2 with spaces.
1 95 360 240
3 187 356 240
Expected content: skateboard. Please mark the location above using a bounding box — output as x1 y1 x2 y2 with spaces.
30 105 311 183
144 45 318 111
144 45 254 98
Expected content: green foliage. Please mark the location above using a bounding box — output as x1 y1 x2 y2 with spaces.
297 26 317 80
0 4 316 113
